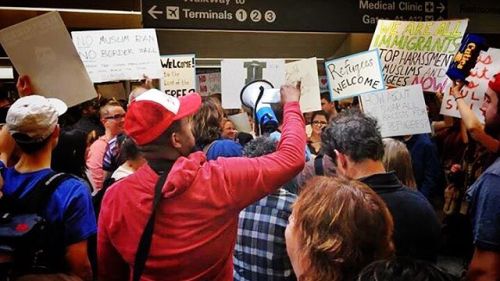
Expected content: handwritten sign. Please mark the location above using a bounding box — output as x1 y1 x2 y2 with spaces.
221 59 285 109
0 12 96 107
325 50 385 101
370 20 468 93
197 72 221 96
286 58 322 112
361 84 431 137
440 48 500 122
72 28 162 83
160 54 196 97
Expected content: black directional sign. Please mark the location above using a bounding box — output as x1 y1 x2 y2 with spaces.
142 0 447 33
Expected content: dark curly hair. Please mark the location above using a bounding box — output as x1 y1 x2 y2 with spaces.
321 109 384 163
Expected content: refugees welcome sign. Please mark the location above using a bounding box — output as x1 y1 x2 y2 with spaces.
325 49 385 101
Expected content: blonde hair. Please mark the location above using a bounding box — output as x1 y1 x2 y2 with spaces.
293 177 394 281
382 138 417 189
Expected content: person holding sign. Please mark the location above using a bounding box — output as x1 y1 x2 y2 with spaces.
450 73 500 281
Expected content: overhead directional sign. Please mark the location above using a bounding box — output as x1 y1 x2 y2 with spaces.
142 0 448 33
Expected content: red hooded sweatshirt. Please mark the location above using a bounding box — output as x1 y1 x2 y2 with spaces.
98 102 305 281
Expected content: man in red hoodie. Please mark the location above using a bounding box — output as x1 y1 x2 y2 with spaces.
97 85 305 281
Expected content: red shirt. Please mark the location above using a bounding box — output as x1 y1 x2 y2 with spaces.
98 102 306 281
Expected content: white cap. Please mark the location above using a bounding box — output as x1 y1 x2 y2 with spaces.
6 95 67 143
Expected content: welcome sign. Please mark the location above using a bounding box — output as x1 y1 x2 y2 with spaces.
325 49 385 101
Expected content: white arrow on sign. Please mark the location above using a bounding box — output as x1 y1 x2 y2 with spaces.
148 5 163 19
437 2 446 13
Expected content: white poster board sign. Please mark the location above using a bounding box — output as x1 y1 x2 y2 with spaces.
197 72 221 96
370 19 468 93
72 28 162 83
440 48 500 123
160 54 196 97
325 49 385 101
361 84 431 137
0 12 96 107
285 58 322 113
221 59 285 109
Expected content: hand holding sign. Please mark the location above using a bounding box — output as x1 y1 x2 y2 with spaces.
16 75 34 97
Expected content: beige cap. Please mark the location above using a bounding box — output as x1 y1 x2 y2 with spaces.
6 95 67 143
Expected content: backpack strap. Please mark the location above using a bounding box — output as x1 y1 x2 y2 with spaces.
314 154 325 176
10 172 71 215
132 161 175 281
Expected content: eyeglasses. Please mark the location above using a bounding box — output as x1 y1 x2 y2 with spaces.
104 113 126 120
312 120 327 126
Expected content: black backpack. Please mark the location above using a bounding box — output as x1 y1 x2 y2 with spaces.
0 171 71 279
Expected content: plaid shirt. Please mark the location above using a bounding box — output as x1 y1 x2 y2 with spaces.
234 188 297 281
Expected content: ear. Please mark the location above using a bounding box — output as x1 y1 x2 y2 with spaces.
170 132 182 149
334 149 349 175
50 125 61 148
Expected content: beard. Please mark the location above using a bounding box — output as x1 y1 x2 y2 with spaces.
484 115 500 138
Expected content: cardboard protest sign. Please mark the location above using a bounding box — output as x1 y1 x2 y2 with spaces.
197 72 221 96
440 48 500 123
285 58 322 113
221 59 285 109
325 49 385 101
361 84 431 137
227 112 253 133
72 28 162 83
96 83 127 100
370 19 468 93
160 54 196 97
0 12 96 107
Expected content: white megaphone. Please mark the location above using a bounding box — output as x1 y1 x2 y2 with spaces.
240 80 280 134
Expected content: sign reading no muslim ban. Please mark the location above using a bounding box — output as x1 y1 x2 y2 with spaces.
72 28 163 83
370 19 468 93
221 59 285 109
440 48 500 123
325 49 385 101
361 84 431 137
0 12 96 107
285 58 322 113
160 54 196 97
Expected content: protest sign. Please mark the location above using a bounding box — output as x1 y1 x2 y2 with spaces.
0 12 96 107
228 112 253 134
440 48 500 122
361 84 431 137
325 49 385 101
197 72 221 96
96 83 127 100
160 54 196 97
72 28 162 83
221 59 285 109
370 19 468 93
285 58 322 113
319 75 329 92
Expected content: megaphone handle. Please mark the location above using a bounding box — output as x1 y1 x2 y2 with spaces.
253 86 266 136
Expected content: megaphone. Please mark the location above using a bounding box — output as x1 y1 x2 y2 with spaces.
240 80 280 135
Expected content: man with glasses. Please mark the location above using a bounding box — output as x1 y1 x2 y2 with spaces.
86 100 125 192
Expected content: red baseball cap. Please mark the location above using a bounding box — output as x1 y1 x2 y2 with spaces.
489 73 500 95
125 89 201 145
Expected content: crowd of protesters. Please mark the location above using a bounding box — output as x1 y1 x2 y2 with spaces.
0 71 498 281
